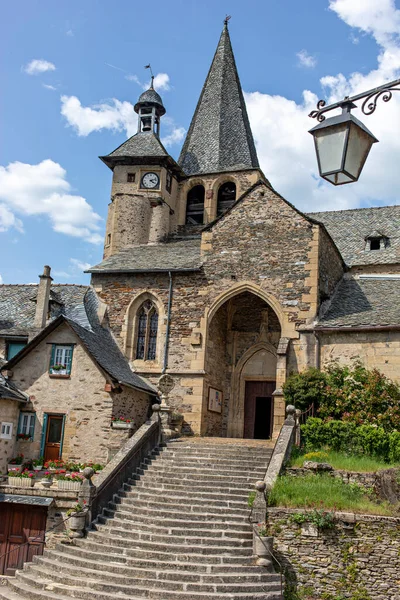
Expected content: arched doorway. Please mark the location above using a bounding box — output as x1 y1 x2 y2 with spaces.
203 291 281 438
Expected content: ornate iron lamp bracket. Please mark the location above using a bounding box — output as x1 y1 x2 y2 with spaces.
309 78 400 121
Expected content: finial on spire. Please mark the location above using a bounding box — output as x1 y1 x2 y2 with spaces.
224 15 231 27
144 64 154 88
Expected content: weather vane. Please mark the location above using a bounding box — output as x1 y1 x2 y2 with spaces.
224 15 231 25
144 63 154 87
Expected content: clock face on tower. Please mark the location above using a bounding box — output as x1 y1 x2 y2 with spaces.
141 172 160 189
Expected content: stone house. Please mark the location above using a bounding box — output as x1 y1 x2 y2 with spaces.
87 22 400 440
0 267 156 474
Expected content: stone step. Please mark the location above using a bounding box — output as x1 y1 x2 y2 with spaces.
88 528 252 548
56 542 259 571
94 521 251 540
1 580 72 600
119 490 247 508
104 501 249 520
29 557 281 591
130 474 258 488
141 464 266 477
97 513 248 532
17 567 282 599
73 538 254 564
146 454 270 467
133 468 262 484
130 480 254 494
107 499 250 517
44 548 272 582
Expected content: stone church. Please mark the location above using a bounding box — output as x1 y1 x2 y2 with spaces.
86 21 400 439
1 22 400 447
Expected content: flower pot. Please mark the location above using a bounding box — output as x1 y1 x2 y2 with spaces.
69 513 87 530
57 480 81 491
253 535 273 558
41 479 53 488
33 466 43 471
50 369 68 375
8 477 35 488
111 422 134 429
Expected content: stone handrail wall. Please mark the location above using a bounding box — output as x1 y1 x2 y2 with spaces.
264 405 297 492
89 415 160 521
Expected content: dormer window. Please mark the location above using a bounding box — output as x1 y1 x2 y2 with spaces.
365 233 389 252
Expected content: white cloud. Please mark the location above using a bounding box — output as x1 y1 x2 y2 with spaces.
43 84 57 91
162 126 186 148
245 0 400 213
61 94 185 146
0 160 102 243
125 72 171 91
66 29 74 37
61 95 137 137
0 274 3 284
24 59 56 75
53 270 71 278
296 50 317 68
70 258 91 271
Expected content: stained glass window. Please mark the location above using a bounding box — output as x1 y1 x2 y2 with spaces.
135 301 158 361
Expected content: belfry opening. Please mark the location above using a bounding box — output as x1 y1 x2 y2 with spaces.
203 291 282 439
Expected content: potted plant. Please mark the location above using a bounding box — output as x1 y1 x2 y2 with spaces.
66 500 87 530
8 469 35 488
32 457 44 471
111 416 134 430
92 463 104 473
8 453 24 472
55 471 83 490
44 459 65 472
50 363 68 375
16 433 32 441
41 471 53 488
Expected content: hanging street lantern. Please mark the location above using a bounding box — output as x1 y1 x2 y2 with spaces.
309 101 378 185
308 79 400 185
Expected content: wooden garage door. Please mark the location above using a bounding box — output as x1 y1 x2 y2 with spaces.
0 503 46 575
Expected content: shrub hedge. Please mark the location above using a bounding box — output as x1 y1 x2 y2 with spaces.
301 418 400 463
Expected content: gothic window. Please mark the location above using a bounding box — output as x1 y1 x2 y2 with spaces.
136 300 158 360
217 182 236 216
186 185 205 225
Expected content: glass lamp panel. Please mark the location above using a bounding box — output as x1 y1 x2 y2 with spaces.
324 172 354 185
314 122 348 175
344 122 375 180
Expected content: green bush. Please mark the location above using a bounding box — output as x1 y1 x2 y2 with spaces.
284 362 400 431
301 418 399 463
282 368 327 412
389 431 400 463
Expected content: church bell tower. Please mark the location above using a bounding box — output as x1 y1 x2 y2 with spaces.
100 80 183 258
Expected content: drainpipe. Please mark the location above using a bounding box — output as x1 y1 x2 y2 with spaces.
162 271 173 374
314 331 321 370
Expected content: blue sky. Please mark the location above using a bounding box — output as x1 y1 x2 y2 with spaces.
1 0 399 284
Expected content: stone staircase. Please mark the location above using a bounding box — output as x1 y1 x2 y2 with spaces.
1 437 282 600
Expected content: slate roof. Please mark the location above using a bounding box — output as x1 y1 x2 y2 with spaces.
317 276 400 328
0 284 89 336
178 23 259 176
100 131 169 166
0 285 156 395
134 88 165 114
307 205 400 267
87 239 202 273
0 373 27 402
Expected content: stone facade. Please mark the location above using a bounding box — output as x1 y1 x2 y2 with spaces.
0 399 20 474
268 507 400 600
7 322 150 465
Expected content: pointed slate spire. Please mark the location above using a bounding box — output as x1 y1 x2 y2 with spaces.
178 21 260 176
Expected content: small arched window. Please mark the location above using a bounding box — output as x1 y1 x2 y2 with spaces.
217 182 236 216
136 300 158 360
186 185 205 225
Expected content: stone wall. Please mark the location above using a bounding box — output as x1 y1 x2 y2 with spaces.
318 225 345 304
8 322 150 464
268 507 400 600
320 330 400 383
0 399 19 474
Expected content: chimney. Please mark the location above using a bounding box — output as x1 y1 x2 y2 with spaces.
34 265 53 329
